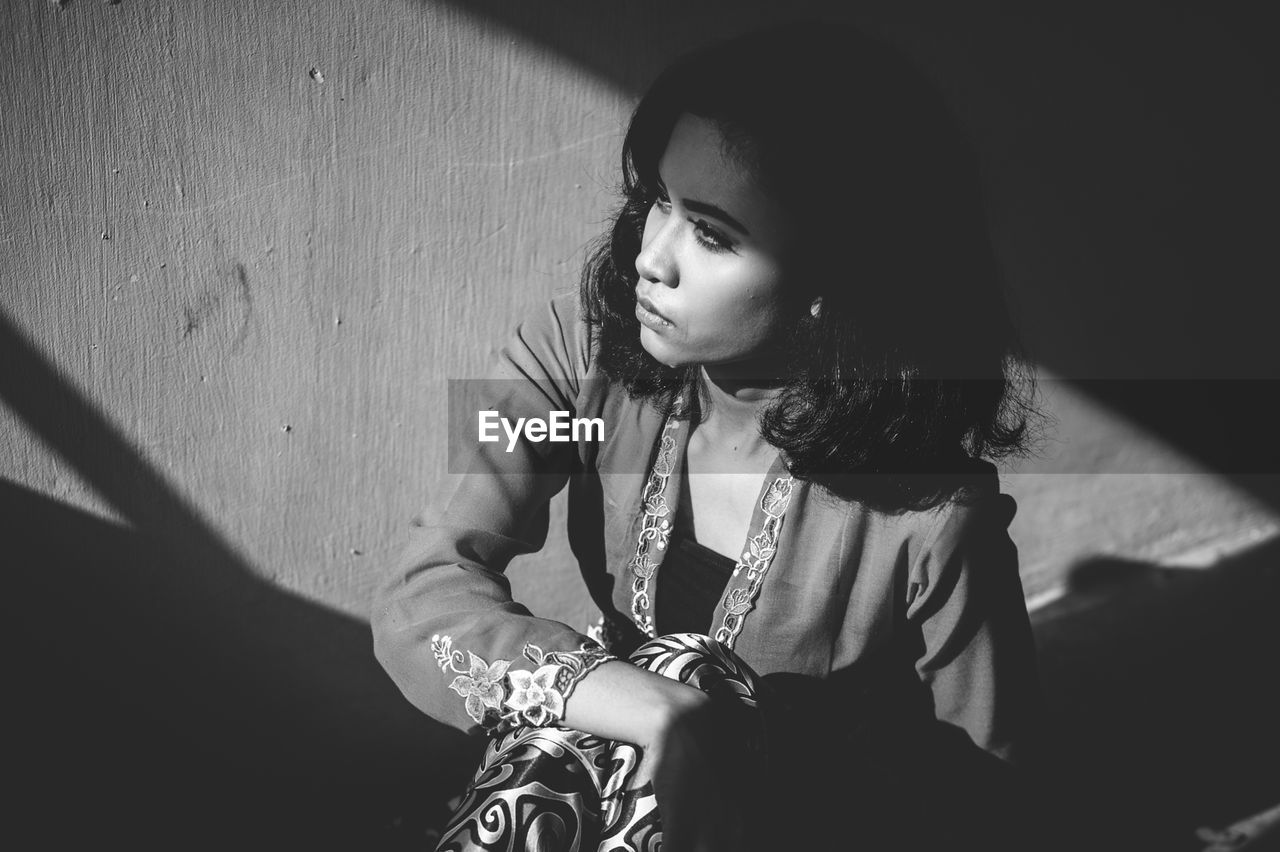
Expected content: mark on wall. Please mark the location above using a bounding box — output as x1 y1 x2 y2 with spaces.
309 67 325 84
181 262 254 352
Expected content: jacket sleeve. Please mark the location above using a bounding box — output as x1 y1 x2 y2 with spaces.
905 487 1044 767
371 293 615 736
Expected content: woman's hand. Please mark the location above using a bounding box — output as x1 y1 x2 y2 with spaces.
632 691 747 852
561 661 751 851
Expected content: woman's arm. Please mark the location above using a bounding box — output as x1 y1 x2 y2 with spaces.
372 293 741 850
905 488 1044 767
372 294 621 734
896 486 1047 846
371 294 717 751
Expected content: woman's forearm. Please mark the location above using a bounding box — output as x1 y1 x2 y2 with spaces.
562 659 710 748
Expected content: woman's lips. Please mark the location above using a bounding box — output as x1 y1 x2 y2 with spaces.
635 301 672 330
635 294 673 329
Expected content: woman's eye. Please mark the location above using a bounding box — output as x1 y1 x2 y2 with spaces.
692 219 733 252
651 188 732 253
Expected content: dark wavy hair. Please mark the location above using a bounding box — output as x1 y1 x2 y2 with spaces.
580 22 1042 511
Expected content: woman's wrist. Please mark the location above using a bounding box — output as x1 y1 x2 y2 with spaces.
647 678 713 749
561 659 710 746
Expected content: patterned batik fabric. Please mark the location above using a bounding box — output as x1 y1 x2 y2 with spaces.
433 632 766 852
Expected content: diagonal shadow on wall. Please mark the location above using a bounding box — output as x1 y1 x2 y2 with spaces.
420 3 1280 844
425 0 1280 508
0 310 476 849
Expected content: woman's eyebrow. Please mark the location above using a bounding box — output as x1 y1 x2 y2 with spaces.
656 174 752 236
681 198 751 237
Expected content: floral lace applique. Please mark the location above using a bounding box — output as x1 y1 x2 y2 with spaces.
714 475 795 648
432 635 615 733
628 418 681 637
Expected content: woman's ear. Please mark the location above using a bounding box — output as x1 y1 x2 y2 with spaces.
809 297 823 318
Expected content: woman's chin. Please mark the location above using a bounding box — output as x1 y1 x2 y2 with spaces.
638 328 688 368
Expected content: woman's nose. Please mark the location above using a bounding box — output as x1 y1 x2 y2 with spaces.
634 219 677 286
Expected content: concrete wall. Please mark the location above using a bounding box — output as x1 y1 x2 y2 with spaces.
1 0 632 617
2 0 1276 844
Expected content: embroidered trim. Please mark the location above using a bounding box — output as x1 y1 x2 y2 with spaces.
626 416 681 637
626 397 798 648
431 634 616 733
714 475 795 650
549 643 616 705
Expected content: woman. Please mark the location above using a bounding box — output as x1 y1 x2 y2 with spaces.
374 21 1045 852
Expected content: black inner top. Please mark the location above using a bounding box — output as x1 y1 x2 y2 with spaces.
653 468 738 635
653 528 738 635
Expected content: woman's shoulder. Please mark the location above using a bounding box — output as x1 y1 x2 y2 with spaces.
511 290 590 376
547 289 591 364
818 458 1014 553
816 455 1007 516
900 460 1017 567
496 290 603 392
499 291 644 423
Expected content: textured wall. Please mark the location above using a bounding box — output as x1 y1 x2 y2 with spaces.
2 0 1276 844
0 0 633 621
1 0 637 841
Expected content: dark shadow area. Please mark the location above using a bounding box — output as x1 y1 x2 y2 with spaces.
429 0 1280 510
1060 382 1280 476
4 481 478 849
1 313 478 849
1032 540 1280 851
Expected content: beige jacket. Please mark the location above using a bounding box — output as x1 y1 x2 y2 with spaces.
371 291 1041 764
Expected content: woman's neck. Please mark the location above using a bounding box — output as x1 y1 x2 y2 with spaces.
693 364 782 462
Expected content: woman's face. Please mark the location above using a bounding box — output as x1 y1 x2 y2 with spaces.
634 113 799 372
